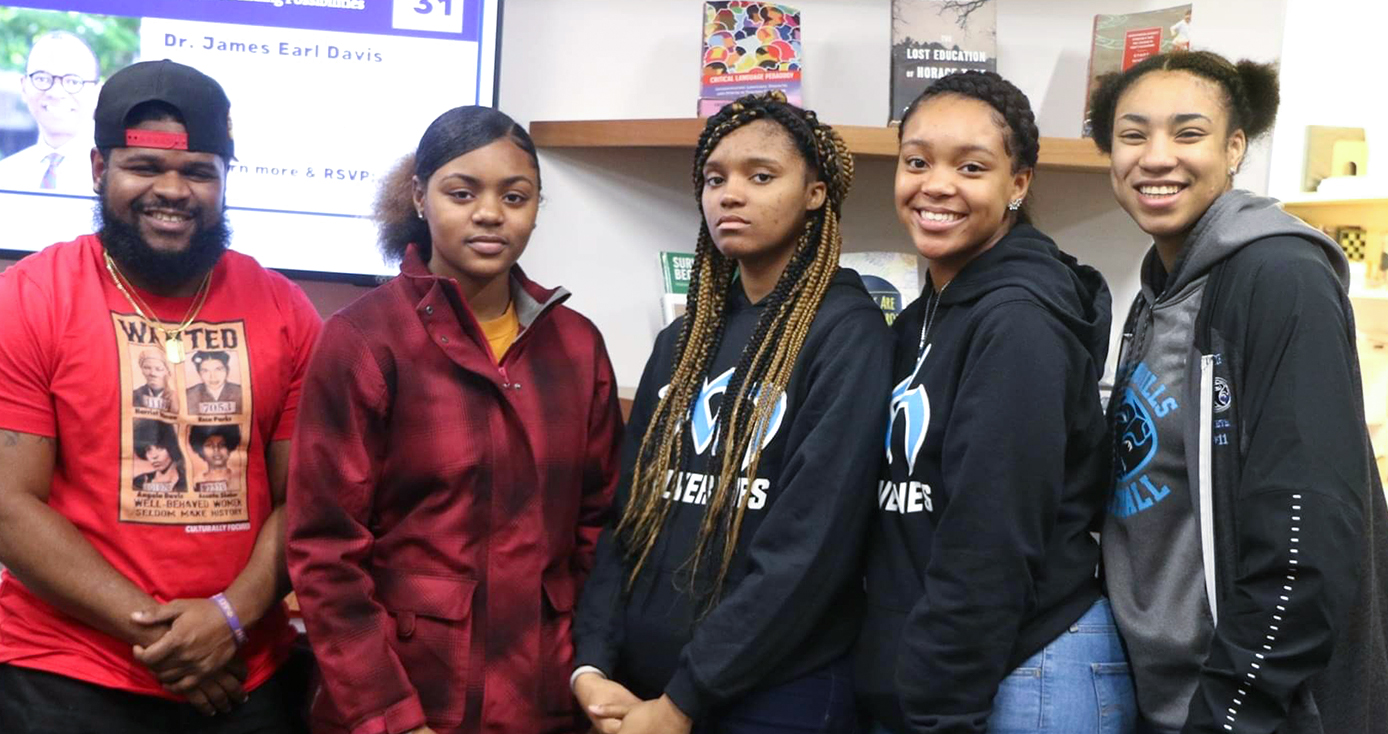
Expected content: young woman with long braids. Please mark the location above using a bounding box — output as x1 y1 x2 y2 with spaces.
286 106 623 734
857 71 1135 734
1090 50 1388 734
571 92 892 734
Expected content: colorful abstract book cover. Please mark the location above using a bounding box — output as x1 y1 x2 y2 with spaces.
1082 4 1192 136
700 2 802 116
890 0 997 124
840 252 922 325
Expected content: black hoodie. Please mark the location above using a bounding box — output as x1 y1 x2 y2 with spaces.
855 224 1114 733
574 268 892 720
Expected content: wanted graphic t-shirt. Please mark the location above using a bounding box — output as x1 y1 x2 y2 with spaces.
0 235 321 697
118 317 255 527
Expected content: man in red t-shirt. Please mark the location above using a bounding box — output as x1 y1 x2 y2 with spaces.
0 60 321 733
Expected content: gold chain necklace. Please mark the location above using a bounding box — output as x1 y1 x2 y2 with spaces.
103 249 213 364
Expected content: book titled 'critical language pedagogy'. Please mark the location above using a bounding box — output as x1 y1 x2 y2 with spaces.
700 2 802 116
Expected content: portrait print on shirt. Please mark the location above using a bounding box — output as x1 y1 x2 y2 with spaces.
189 424 243 496
114 314 253 528
130 347 180 415
186 348 246 418
131 418 187 494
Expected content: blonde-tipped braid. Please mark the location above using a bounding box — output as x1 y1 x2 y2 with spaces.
619 244 735 582
690 212 843 599
616 92 855 607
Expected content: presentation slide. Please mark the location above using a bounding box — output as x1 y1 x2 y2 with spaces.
0 0 498 280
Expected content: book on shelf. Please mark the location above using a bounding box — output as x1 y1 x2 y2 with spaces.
889 0 998 125
1081 4 1192 136
840 251 922 325
700 2 802 117
661 250 923 326
660 251 695 325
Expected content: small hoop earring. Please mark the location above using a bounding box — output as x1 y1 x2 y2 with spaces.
1007 199 1022 212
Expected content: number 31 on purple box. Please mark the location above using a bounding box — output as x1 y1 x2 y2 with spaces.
392 0 463 34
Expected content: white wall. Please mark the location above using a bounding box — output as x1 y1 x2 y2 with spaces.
1267 0 1388 200
500 0 1289 387
3 1 1293 384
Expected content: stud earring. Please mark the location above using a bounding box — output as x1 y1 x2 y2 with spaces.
1007 199 1022 212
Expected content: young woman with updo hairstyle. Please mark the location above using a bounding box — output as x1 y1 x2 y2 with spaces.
572 92 892 734
856 70 1134 734
1090 50 1388 734
286 106 623 734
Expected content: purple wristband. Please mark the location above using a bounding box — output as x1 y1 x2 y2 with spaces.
210 593 248 648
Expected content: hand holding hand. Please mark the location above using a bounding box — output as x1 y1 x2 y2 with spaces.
179 658 249 716
575 672 642 734
604 694 692 734
131 598 238 689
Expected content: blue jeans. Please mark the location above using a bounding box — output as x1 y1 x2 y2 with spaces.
695 658 858 734
870 598 1136 734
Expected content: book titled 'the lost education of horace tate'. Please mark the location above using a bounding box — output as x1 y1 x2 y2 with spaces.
889 0 997 124
1082 4 1192 136
699 2 802 117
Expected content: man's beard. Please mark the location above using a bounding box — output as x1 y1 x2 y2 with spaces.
96 190 231 293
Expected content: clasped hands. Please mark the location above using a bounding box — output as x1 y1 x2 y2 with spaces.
574 672 693 734
130 597 246 716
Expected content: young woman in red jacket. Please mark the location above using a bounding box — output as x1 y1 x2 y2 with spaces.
285 106 624 734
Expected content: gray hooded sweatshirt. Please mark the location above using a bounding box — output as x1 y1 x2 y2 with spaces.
1103 189 1355 731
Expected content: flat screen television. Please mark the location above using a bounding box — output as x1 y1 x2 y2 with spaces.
0 0 501 282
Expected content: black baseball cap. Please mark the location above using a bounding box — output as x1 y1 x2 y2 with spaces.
94 60 233 159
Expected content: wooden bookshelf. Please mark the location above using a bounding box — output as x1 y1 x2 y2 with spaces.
1281 195 1388 276
1281 195 1388 231
1280 196 1388 305
529 118 1111 173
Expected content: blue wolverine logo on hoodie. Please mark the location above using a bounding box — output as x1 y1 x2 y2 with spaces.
663 367 787 468
886 344 932 476
656 367 786 511
690 368 732 455
880 345 935 515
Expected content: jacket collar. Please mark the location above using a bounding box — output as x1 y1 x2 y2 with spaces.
398 243 570 330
